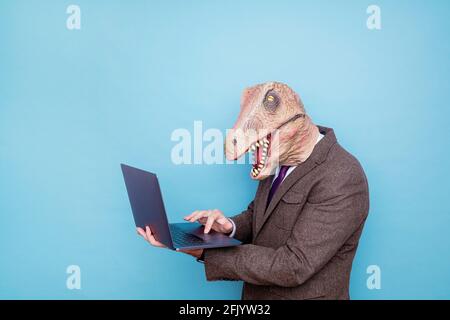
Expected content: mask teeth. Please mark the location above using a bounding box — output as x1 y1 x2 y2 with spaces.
250 136 270 177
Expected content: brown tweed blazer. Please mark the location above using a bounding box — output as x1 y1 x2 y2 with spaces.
203 126 370 300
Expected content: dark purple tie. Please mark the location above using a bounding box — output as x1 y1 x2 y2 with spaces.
267 165 290 207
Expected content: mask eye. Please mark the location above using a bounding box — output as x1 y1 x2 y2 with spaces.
263 90 280 111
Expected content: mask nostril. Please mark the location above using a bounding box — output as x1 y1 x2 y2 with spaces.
232 138 238 146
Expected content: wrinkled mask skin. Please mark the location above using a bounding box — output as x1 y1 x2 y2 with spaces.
225 82 319 180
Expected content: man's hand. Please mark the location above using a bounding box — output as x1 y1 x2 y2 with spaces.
137 226 166 248
184 209 233 234
136 226 203 258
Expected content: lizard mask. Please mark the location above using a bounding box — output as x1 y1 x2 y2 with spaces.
225 81 320 180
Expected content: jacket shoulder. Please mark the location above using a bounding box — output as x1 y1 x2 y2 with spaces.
324 143 367 181
311 143 370 215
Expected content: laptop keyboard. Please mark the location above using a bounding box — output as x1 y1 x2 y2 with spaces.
170 226 204 247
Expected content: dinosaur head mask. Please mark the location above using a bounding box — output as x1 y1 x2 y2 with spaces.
225 82 319 180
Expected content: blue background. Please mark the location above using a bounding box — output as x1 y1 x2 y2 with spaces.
1 0 449 299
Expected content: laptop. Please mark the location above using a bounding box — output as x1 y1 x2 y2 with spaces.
121 164 241 251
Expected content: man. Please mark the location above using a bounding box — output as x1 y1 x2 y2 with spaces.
137 82 369 300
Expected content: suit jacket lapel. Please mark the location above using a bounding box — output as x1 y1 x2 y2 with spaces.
254 178 272 235
254 126 337 237
254 160 319 236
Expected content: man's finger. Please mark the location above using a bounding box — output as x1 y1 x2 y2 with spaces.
145 226 157 245
189 210 208 222
204 211 219 233
184 211 199 221
216 217 228 225
145 226 165 247
137 227 148 240
185 210 201 222
198 217 208 225
188 210 209 223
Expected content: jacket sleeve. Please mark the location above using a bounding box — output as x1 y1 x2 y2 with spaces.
229 201 254 244
204 168 369 287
